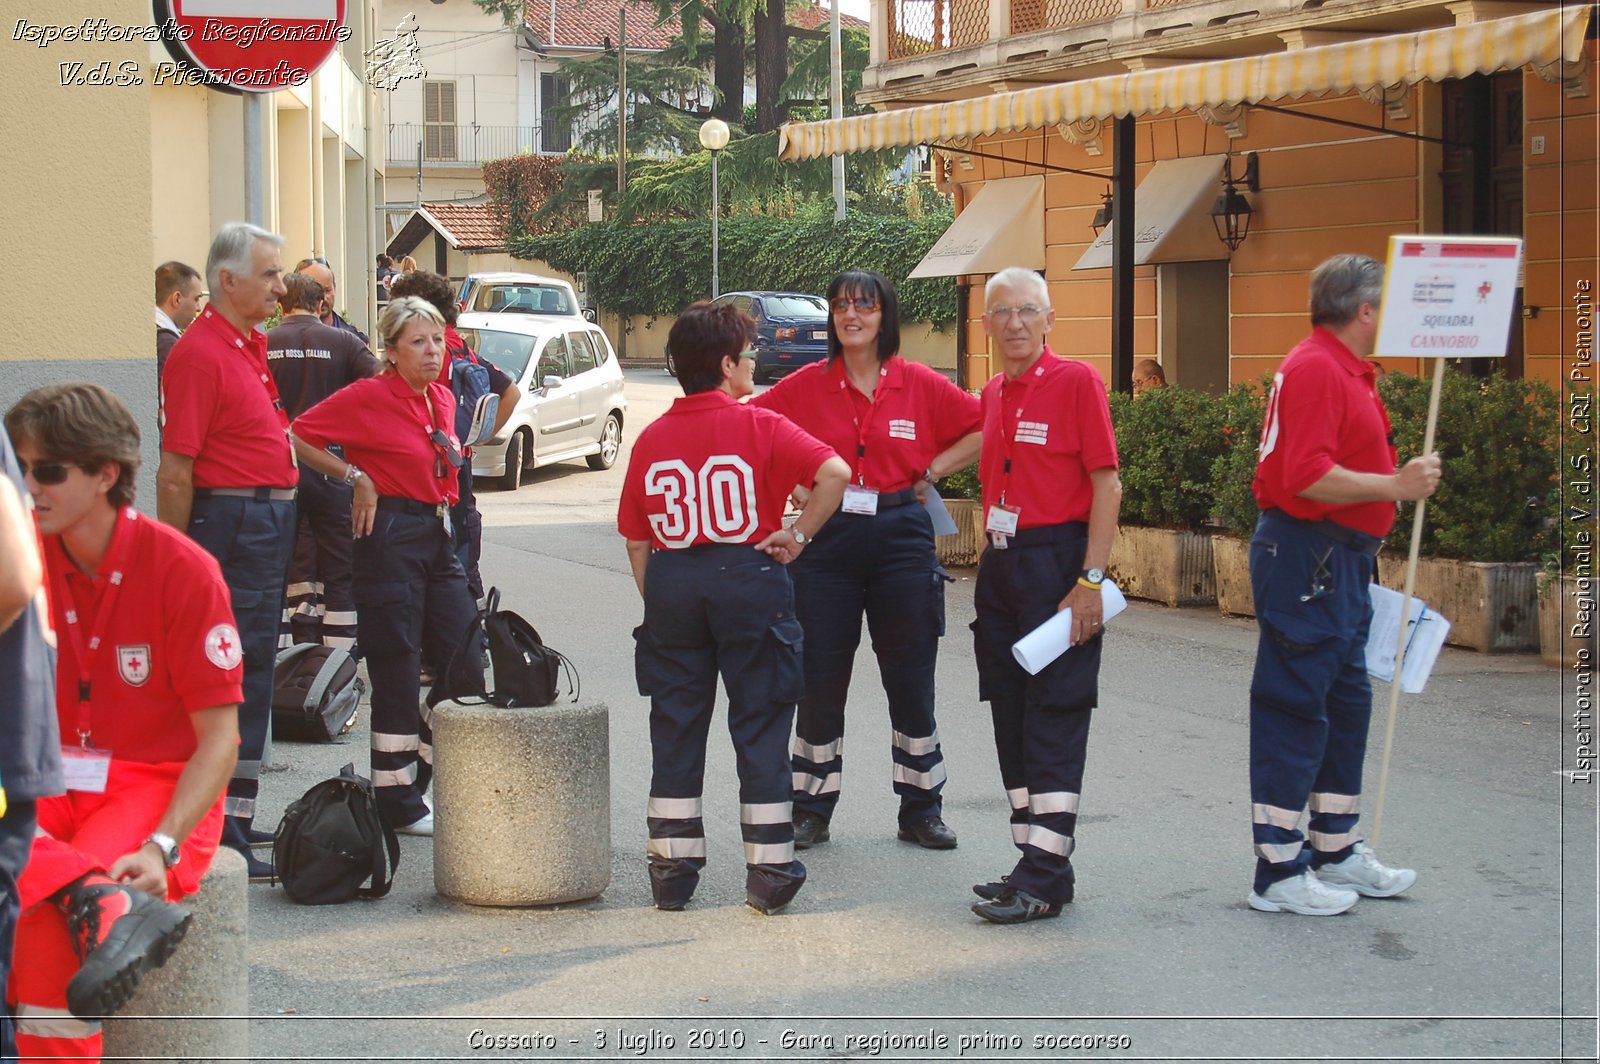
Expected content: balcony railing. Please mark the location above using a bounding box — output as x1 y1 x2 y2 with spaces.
386 124 569 167
885 0 1199 60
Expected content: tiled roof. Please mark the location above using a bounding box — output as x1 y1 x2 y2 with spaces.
387 200 507 257
521 0 866 50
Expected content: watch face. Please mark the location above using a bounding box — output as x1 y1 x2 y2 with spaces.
1085 568 1105 583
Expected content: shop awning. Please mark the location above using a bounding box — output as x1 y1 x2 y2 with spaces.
1073 156 1223 270
777 6 1590 160
908 175 1045 278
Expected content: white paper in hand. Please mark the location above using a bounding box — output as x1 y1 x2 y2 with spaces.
1011 580 1127 675
922 487 959 536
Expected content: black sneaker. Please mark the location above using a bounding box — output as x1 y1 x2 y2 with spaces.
63 877 192 1018
792 811 830 850
972 889 1059 925
972 876 1015 902
896 816 958 850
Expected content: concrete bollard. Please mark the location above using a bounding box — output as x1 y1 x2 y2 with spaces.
433 699 611 906
102 846 249 1064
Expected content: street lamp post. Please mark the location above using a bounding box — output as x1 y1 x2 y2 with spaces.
698 117 730 298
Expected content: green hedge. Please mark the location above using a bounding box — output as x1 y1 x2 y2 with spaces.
511 203 957 326
1109 386 1230 530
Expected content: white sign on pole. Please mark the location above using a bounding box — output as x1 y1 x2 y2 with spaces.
1374 235 1524 359
588 189 604 223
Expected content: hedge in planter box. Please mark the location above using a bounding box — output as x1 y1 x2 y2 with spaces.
1106 387 1227 607
1208 381 1269 616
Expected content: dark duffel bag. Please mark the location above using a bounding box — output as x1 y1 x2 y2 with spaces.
274 763 398 905
271 644 362 743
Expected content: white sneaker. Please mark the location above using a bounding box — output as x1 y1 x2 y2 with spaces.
1247 870 1359 915
395 812 434 837
1315 843 1416 898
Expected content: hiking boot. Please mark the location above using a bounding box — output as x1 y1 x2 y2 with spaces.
897 816 957 850
972 876 1015 902
62 877 192 1018
792 811 829 850
972 889 1059 924
1247 870 1359 916
1315 844 1417 898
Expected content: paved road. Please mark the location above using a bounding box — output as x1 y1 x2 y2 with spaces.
247 368 1597 1063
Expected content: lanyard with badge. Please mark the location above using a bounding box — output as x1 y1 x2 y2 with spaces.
408 386 462 533
839 372 884 515
57 511 137 793
236 313 297 469
985 379 1037 549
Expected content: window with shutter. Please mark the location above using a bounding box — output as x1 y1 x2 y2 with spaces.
424 81 458 161
540 73 572 154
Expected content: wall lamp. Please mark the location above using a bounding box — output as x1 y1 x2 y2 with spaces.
1090 189 1114 236
1211 152 1259 252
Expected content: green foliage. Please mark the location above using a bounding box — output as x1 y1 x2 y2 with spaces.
513 201 958 324
782 26 870 103
550 53 716 157
1209 379 1270 538
940 462 982 500
484 154 598 239
472 0 524 25
1109 386 1229 530
1378 367 1561 561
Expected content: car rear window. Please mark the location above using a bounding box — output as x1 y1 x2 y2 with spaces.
473 284 576 316
459 328 537 379
765 295 827 317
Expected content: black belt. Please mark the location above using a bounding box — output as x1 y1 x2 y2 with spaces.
194 486 296 501
377 496 448 519
875 487 920 509
1266 509 1383 557
1006 520 1088 549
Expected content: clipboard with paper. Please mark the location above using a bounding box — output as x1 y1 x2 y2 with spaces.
1364 584 1450 694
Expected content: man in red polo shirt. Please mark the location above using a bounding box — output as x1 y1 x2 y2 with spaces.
968 266 1122 925
6 383 241 1063
158 222 298 879
1245 253 1440 916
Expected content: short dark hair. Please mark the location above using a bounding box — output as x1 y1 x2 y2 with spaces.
388 270 459 326
280 271 325 313
826 270 900 364
669 301 755 394
377 253 393 268
155 260 201 304
5 383 141 508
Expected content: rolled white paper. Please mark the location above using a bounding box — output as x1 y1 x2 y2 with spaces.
1011 580 1127 675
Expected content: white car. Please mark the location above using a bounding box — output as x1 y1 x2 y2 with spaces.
457 312 627 490
457 271 591 320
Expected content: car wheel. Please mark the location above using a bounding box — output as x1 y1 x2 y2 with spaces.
587 413 622 470
499 430 526 491
664 346 677 377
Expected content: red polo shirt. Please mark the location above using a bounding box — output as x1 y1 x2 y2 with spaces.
1253 327 1399 538
619 390 837 549
160 306 297 489
292 372 461 505
979 346 1119 528
45 508 243 765
749 357 980 491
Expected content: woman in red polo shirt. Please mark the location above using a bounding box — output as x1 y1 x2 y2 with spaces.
749 270 981 852
291 296 483 836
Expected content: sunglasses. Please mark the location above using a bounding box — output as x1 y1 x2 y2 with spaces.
429 429 464 478
830 295 880 313
21 460 92 486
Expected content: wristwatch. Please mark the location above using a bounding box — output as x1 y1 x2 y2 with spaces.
145 832 181 869
343 465 365 488
1081 567 1105 586
790 526 809 545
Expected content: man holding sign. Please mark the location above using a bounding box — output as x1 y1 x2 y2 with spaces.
1246 253 1441 916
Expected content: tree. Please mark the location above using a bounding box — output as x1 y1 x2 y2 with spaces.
472 0 523 24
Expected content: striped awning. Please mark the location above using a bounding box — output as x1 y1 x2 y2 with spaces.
777 5 1591 160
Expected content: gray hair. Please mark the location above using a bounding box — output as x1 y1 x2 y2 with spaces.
206 221 285 293
378 295 446 350
1309 254 1384 328
985 267 1051 310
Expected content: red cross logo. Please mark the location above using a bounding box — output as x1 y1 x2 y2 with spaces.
118 644 152 687
205 624 244 669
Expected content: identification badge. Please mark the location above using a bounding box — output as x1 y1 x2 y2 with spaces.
985 503 1021 536
61 745 112 794
842 484 880 516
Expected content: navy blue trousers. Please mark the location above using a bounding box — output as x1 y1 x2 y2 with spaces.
788 503 949 827
1248 509 1377 893
284 464 357 652
450 464 485 603
634 546 806 911
187 493 295 834
971 522 1098 906
353 505 483 828
0 799 36 1060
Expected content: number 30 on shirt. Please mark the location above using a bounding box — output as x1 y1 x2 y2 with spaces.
645 456 758 547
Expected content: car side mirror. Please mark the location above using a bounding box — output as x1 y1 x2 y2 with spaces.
543 375 563 390
582 308 597 323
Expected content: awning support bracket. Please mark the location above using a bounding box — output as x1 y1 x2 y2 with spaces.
929 142 1110 182
1244 101 1454 146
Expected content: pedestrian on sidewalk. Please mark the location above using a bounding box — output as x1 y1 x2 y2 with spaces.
967 267 1122 925
1245 253 1441 916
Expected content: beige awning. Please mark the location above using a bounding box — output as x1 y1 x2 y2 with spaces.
1073 156 1223 270
777 6 1590 160
908 175 1045 278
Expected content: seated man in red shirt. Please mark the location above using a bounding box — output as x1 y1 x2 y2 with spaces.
4 383 241 1063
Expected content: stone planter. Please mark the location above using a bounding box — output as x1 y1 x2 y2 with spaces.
1539 574 1597 667
1212 534 1255 617
1376 556 1538 653
1108 526 1216 607
937 498 985 569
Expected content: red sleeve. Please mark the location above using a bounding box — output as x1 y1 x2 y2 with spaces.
159 345 219 458
927 367 981 447
765 410 840 494
1075 364 1120 472
165 547 244 713
747 372 798 417
292 379 366 450
617 435 652 541
1275 359 1343 497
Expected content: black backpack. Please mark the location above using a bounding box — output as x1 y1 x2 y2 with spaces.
273 763 399 905
476 587 579 708
271 644 362 743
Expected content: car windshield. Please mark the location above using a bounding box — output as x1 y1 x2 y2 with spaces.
766 295 827 318
473 284 575 316
460 328 538 379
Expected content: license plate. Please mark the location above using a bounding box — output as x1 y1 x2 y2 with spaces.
812 330 827 340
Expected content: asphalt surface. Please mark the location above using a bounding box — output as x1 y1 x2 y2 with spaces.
242 370 1597 1064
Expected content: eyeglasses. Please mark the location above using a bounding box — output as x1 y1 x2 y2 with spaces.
429 429 464 478
985 304 1045 323
737 350 758 362
20 460 91 486
830 296 880 313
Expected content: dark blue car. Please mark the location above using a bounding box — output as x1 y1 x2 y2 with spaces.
667 291 830 383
